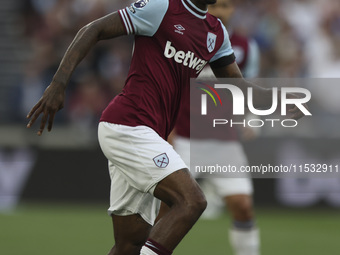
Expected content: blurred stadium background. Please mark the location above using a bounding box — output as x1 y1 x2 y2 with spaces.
1 0 340 254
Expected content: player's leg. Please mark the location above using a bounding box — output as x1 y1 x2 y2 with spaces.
212 178 260 255
107 214 152 255
140 168 207 254
103 163 158 255
98 123 206 255
151 133 206 246
225 194 259 255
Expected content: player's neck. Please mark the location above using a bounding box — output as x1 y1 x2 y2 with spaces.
190 0 208 12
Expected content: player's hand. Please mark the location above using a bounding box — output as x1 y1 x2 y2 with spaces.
285 93 309 120
240 126 258 141
26 83 65 136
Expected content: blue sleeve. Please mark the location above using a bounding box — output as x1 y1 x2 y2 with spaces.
210 20 234 63
118 0 169 36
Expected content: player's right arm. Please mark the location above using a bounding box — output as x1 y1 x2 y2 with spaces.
26 12 126 136
53 12 126 87
26 0 168 136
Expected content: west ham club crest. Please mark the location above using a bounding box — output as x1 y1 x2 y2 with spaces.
153 153 169 168
207 32 216 53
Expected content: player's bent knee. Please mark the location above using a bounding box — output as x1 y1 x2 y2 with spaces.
193 198 207 218
154 169 207 219
178 185 207 222
184 194 207 218
175 176 207 217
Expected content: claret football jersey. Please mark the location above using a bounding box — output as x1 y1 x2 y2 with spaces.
175 32 259 140
100 0 235 139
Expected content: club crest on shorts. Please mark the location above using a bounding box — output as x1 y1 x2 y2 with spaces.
207 32 217 53
153 153 169 168
134 0 149 8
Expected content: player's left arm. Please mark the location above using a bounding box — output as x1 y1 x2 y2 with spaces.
209 21 306 120
208 22 273 112
211 62 306 120
211 62 273 108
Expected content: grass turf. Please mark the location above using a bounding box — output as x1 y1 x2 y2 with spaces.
0 202 339 255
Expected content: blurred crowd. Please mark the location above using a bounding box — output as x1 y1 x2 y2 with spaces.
232 0 340 78
4 0 340 131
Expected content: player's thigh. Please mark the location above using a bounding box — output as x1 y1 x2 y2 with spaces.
107 163 160 226
210 177 253 197
211 178 254 219
98 122 188 193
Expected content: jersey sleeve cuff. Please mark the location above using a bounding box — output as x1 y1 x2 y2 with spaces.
118 8 135 35
210 53 236 69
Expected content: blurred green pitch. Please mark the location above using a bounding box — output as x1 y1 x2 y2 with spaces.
0 203 339 255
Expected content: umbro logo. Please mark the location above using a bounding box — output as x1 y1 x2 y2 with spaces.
174 24 185 35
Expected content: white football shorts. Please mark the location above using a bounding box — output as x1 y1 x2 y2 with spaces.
98 122 188 225
173 135 253 196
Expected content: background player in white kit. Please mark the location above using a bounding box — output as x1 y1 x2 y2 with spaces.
26 0 305 254
169 0 262 254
